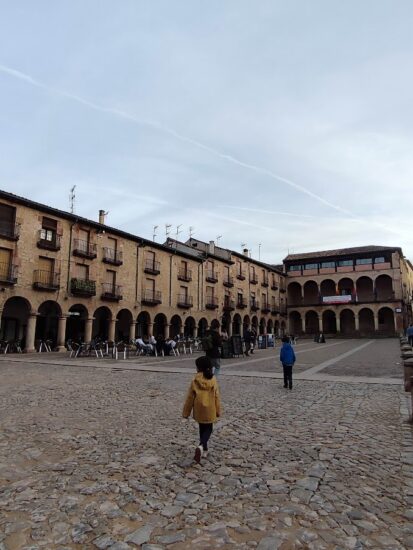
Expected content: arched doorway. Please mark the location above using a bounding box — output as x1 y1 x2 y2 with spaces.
280 321 286 336
303 281 319 305
93 306 112 340
356 277 374 302
243 315 250 336
184 316 196 338
221 313 231 334
116 309 133 342
378 307 395 334
0 296 31 347
169 314 182 338
289 311 302 335
359 308 374 335
338 278 354 297
259 318 266 335
137 311 151 338
198 318 208 338
232 314 242 336
320 279 336 299
305 310 319 334
66 304 88 342
36 301 62 349
340 309 355 335
287 282 302 306
154 313 167 338
251 316 258 333
267 319 273 335
322 310 337 333
375 275 393 301
210 319 220 331
274 320 280 336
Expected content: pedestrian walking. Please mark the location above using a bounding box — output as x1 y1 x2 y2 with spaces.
250 328 257 353
280 336 296 390
182 356 221 464
407 324 413 347
202 327 223 375
244 328 253 356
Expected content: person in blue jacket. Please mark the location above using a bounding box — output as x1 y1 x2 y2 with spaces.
280 336 296 390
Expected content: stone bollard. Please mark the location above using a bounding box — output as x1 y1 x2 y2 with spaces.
404 358 413 392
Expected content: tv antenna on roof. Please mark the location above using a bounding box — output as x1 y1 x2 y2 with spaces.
258 243 262 260
176 224 183 240
165 224 172 238
189 226 195 239
216 235 222 246
69 185 76 214
241 243 246 251
152 225 158 242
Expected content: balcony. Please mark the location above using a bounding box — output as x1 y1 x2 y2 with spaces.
37 230 61 251
261 303 271 313
102 247 123 266
271 283 278 291
178 268 192 282
223 276 234 288
177 294 193 308
70 277 96 297
271 307 280 315
0 221 20 241
279 287 286 293
33 270 60 291
223 298 235 311
144 259 161 275
205 296 219 309
236 271 246 280
261 279 269 288
101 283 123 301
250 299 260 311
206 270 218 283
250 275 258 285
236 297 248 309
142 289 162 305
0 263 17 285
73 239 97 259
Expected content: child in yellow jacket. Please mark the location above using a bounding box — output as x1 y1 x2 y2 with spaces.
183 356 221 464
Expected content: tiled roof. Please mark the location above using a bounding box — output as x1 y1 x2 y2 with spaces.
284 245 402 262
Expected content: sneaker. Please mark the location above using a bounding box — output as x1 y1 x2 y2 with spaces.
203 450 208 458
194 445 203 464
283 384 288 388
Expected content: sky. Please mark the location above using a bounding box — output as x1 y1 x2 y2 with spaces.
1 1 412 264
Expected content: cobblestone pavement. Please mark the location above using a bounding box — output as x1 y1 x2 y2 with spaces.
0 340 413 549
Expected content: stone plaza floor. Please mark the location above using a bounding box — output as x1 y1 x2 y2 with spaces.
0 339 413 549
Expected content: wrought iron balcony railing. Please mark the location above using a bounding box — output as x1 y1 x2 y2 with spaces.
0 221 20 241
70 277 96 297
33 270 60 291
37 230 61 251
261 302 271 313
206 270 218 283
236 297 248 308
144 259 161 275
250 275 258 285
205 296 219 309
101 283 123 301
177 267 192 282
102 247 123 266
223 299 235 311
0 262 17 284
250 299 260 311
177 294 193 308
142 289 162 305
236 270 246 280
223 276 234 288
72 239 97 259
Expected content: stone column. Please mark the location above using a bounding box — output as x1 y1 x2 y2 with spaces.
85 317 94 343
301 316 305 334
147 322 153 337
129 322 136 342
164 324 170 338
108 319 117 342
318 315 323 333
336 315 341 333
56 316 67 352
0 308 3 333
355 313 360 332
25 313 38 353
227 322 233 337
374 313 379 332
193 326 198 338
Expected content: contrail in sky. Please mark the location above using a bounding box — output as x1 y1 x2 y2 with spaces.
0 63 405 237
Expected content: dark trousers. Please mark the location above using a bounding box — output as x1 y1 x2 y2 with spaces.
199 423 213 450
409 335 413 347
283 364 293 388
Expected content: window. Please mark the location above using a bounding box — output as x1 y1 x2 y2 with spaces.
374 257 385 264
77 264 88 279
356 258 372 265
180 285 188 298
304 263 318 270
288 265 302 272
338 260 353 267
321 261 335 268
0 247 12 278
40 228 54 242
106 270 116 286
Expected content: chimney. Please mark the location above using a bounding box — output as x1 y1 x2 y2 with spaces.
209 240 215 255
99 210 106 224
243 248 249 256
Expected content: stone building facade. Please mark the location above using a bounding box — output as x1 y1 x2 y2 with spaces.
284 246 413 336
0 190 284 352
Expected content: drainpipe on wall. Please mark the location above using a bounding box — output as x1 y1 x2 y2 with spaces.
66 221 77 293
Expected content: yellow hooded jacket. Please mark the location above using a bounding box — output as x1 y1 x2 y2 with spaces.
182 372 221 423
